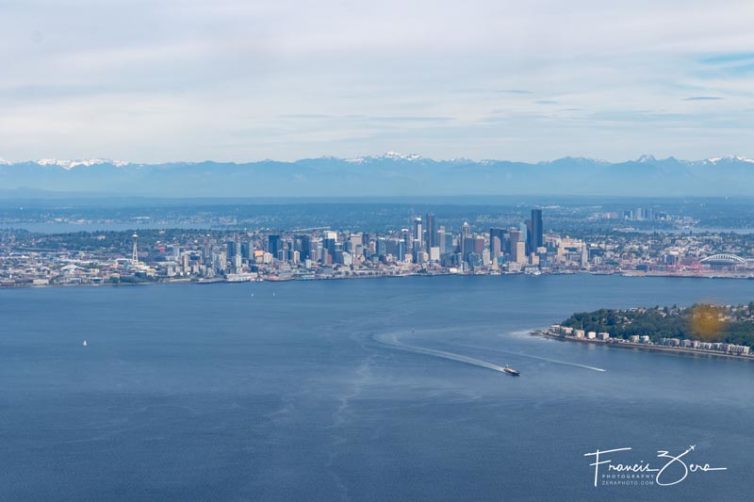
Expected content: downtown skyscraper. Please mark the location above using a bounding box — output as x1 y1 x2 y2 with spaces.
527 209 543 255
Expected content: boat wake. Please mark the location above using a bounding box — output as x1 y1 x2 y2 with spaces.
501 351 606 373
457 342 607 373
374 333 508 375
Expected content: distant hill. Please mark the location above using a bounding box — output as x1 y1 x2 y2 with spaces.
1 154 754 198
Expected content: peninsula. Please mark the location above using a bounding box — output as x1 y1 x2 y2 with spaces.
535 303 754 360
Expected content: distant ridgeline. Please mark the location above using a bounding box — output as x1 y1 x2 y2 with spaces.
561 303 754 348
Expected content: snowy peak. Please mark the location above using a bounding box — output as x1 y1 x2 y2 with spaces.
382 151 423 161
636 154 657 163
704 155 754 165
35 158 130 169
346 151 424 163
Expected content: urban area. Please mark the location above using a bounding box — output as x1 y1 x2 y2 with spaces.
2 208 754 288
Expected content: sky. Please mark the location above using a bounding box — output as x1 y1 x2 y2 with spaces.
1 0 754 163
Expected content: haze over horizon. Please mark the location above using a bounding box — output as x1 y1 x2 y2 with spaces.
3 151 754 167
4 154 754 198
2 0 754 163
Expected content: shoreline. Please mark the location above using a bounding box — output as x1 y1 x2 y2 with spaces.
3 268 754 290
532 329 754 362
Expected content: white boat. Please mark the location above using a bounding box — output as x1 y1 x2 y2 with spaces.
503 365 520 376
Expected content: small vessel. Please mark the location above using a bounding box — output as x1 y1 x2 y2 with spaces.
503 365 519 376
82 340 88 347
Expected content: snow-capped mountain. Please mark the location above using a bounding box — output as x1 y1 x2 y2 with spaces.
34 158 130 169
345 151 424 163
704 155 754 165
1 154 754 197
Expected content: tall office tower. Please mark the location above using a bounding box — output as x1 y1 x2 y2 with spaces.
361 233 372 258
226 239 237 261
489 227 505 260
280 240 293 261
473 236 485 255
462 236 475 261
412 240 423 263
460 222 472 257
412 217 423 248
437 226 446 254
424 213 436 251
215 252 227 273
527 208 543 254
513 240 527 264
490 236 502 267
508 228 522 257
444 233 455 255
349 233 363 257
376 237 387 258
401 228 411 254
525 219 532 253
461 221 472 238
385 239 399 259
312 239 323 262
294 234 312 261
323 231 338 263
240 241 251 260
397 240 406 261
202 240 211 264
268 235 281 259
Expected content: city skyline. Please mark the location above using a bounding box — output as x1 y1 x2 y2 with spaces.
6 204 754 289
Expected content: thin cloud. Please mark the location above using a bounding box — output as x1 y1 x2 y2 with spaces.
1 1 754 162
699 52 754 65
683 96 723 101
498 89 533 95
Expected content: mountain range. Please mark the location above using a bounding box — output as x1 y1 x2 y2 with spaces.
1 153 754 198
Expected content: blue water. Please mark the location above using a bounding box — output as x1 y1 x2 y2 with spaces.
1 275 752 501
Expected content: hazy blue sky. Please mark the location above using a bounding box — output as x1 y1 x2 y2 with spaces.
1 0 754 162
